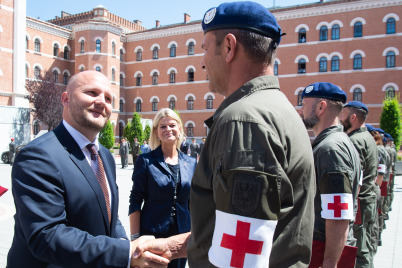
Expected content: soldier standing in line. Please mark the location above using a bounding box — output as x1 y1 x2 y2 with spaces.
299 82 361 268
385 134 397 211
199 137 206 154
339 101 378 268
189 138 199 159
132 137 141 166
132 2 316 267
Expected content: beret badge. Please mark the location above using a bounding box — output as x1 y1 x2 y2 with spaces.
204 8 216 24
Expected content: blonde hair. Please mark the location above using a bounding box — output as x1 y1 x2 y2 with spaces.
149 108 185 150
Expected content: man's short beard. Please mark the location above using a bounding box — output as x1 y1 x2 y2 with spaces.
302 116 319 129
341 116 352 133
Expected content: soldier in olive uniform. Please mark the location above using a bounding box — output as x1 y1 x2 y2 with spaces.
385 134 397 210
132 2 316 267
339 101 378 268
299 83 361 268
132 137 141 166
367 126 387 250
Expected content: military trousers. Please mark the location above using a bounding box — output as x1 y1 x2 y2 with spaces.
372 185 381 255
354 201 376 268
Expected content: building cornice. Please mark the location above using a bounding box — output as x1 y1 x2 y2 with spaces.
126 23 202 42
72 21 123 36
26 17 72 39
274 0 402 21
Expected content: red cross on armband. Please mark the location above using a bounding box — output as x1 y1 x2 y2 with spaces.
220 221 264 268
321 194 353 220
208 210 277 268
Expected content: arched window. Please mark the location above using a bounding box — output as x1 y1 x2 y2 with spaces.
207 96 213 109
119 100 124 113
188 42 195 55
136 99 142 112
136 74 142 86
26 36 29 50
331 56 340 71
331 24 340 40
96 66 101 72
169 70 176 83
298 59 306 73
386 51 396 68
34 66 41 79
386 87 395 99
386 18 396 34
34 38 41 52
354 22 363 37
112 42 116 55
64 47 69 60
53 44 59 57
353 88 362 101
137 49 142 61
25 64 29 78
112 69 116 81
63 73 69 85
187 123 194 137
299 28 306 43
33 121 40 136
319 57 327 72
169 97 175 110
53 70 58 83
152 98 158 111
112 96 115 109
80 40 85 53
187 96 194 110
188 68 194 82
120 74 124 86
353 54 362 70
319 26 328 41
119 122 124 138
153 47 158 59
152 72 158 85
274 62 279 76
80 66 84 72
96 39 101 53
297 91 303 106
170 44 176 57
120 49 124 62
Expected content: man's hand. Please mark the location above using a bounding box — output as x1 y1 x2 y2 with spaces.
130 236 170 268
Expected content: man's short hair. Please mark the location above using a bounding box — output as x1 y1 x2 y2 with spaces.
348 107 368 123
213 29 277 66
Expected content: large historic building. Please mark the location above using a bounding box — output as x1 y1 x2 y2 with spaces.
0 0 401 148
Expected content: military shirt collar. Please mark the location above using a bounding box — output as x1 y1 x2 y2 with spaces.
312 125 344 149
347 126 368 137
204 75 280 128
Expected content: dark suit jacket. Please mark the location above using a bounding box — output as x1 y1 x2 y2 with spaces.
7 123 130 268
129 146 196 234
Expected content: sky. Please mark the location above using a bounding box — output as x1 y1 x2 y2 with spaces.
27 0 319 29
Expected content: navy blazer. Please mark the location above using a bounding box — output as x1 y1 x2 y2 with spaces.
7 123 130 268
129 146 196 234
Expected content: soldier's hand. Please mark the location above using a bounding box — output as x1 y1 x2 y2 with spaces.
130 236 170 268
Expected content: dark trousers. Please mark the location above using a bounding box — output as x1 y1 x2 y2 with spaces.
141 216 187 268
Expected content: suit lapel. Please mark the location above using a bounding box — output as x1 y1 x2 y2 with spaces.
54 123 111 234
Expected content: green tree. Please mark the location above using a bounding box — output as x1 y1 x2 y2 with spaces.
380 95 402 150
144 124 151 142
99 120 115 149
124 112 143 145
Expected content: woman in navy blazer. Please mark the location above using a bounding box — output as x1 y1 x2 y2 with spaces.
129 108 196 268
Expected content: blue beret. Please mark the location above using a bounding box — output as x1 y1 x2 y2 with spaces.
344 101 368 112
375 128 385 134
365 124 375 132
383 137 388 143
202 1 283 46
384 133 394 141
301 82 347 103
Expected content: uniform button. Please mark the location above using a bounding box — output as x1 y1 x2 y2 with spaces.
174 196 177 199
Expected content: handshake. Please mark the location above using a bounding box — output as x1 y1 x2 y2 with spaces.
130 232 190 268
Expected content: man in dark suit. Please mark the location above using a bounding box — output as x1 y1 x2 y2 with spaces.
7 71 168 268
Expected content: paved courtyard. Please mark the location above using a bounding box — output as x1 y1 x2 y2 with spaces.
0 161 401 267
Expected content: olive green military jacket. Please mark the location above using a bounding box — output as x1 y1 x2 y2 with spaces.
377 145 389 180
311 125 360 246
187 76 316 268
348 127 378 203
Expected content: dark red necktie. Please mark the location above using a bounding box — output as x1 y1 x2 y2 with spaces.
86 144 111 225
